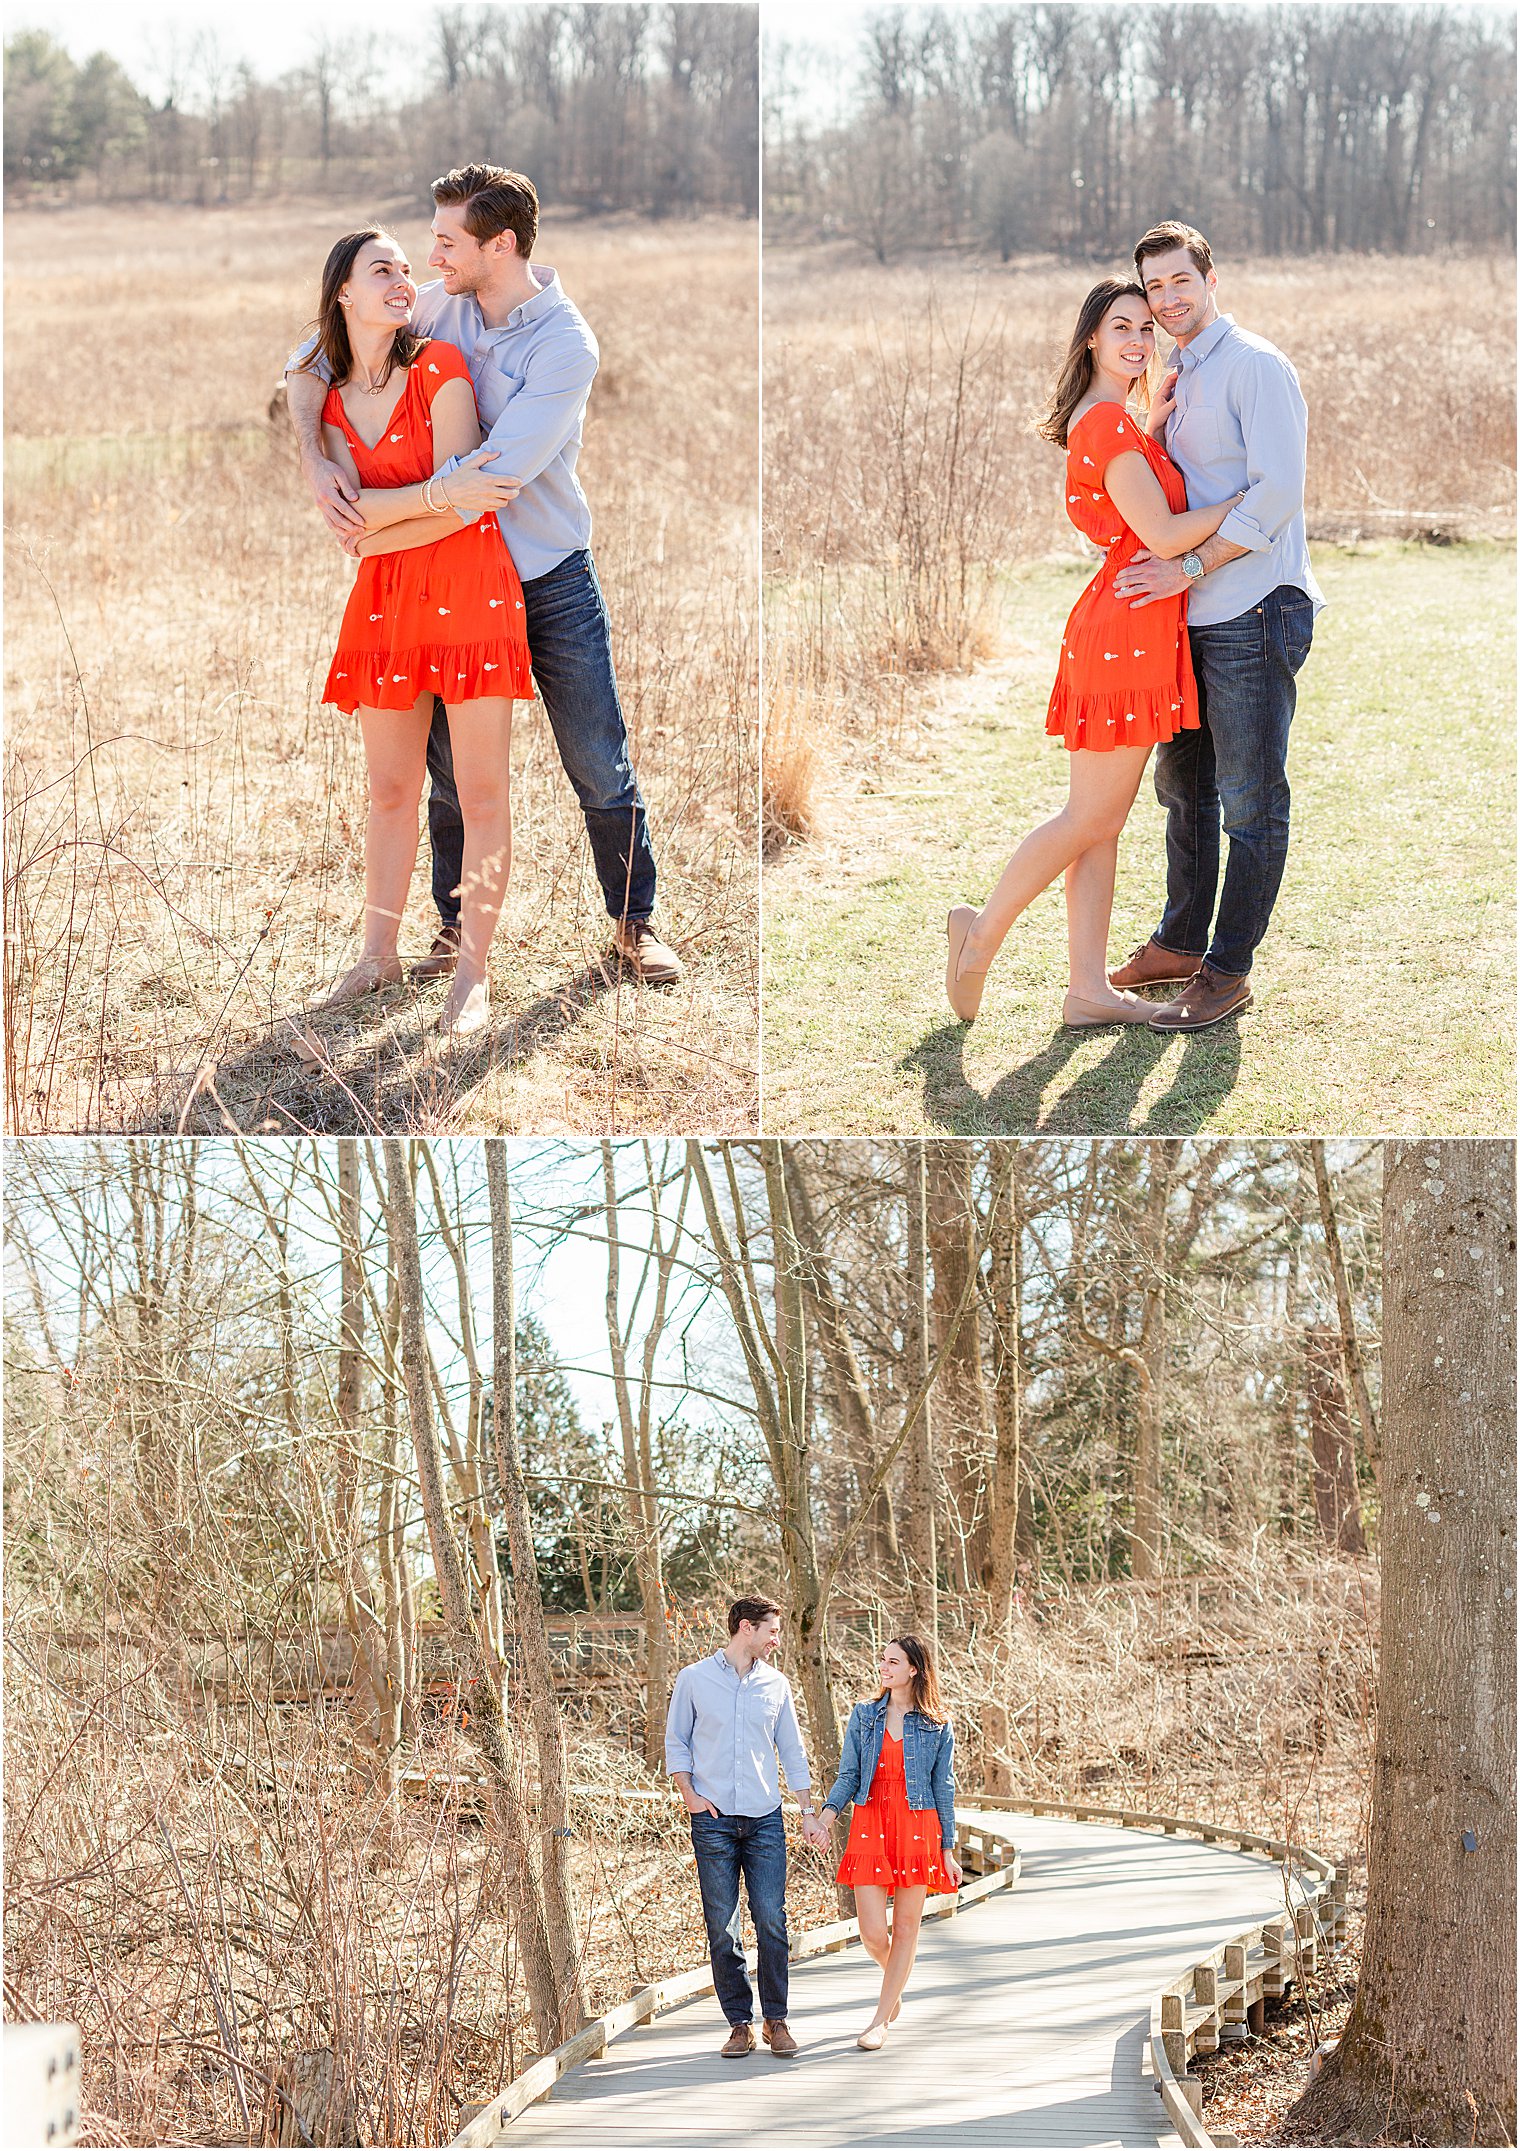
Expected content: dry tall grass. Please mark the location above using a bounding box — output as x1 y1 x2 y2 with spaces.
762 247 1516 842
4 201 759 1133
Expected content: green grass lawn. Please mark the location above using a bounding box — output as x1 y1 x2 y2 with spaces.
762 543 1515 1135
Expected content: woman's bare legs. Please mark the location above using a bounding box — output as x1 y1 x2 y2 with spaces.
1064 835 1126 1003
858 1884 927 2038
437 695 513 1035
855 1885 892 1976
852 1886 904 2027
955 743 1152 993
327 699 431 1002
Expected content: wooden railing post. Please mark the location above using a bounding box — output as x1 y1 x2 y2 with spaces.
1193 1961 1220 2054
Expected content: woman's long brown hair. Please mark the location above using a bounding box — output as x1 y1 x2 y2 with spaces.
878 1633 947 1724
1038 276 1153 449
295 225 425 390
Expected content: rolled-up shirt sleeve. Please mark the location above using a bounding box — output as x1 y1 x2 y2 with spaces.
774 1684 811 1795
1217 353 1309 554
284 330 326 384
440 330 596 487
664 1666 697 1777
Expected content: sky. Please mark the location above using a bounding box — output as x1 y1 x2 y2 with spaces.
3 1138 759 1447
20 0 429 101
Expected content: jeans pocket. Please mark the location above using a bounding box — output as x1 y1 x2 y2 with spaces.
1278 596 1315 675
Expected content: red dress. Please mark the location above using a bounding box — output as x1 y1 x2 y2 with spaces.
1044 403 1200 753
320 340 533 715
835 1732 952 1897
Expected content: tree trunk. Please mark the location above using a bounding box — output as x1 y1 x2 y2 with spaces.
1129 1143 1178 1582
1284 1141 1516 2145
1305 1327 1367 1554
688 1140 841 1785
901 1145 938 1643
600 1142 671 1768
926 1142 990 1593
982 1149 1024 1628
486 1142 588 2037
1311 1139 1381 1484
783 1152 901 1583
381 1139 562 2054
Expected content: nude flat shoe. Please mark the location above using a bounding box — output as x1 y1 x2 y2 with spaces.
946 906 990 1023
323 955 403 1007
1062 989 1156 1030
856 2024 888 2052
437 976 491 1037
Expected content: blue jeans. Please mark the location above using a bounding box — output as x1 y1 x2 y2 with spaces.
1152 584 1315 978
425 548 658 929
689 1806 790 2025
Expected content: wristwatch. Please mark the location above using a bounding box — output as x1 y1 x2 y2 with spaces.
1181 551 1204 582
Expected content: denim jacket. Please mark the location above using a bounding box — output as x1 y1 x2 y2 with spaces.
823 1696 956 1849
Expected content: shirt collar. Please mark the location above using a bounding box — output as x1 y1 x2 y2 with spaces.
504 264 562 330
1175 311 1234 370
713 1646 769 1682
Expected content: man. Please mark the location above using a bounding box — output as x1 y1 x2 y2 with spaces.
665 1594 824 2059
1109 220 1323 1031
285 163 681 987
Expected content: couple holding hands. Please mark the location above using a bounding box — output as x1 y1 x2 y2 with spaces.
665 1596 959 2058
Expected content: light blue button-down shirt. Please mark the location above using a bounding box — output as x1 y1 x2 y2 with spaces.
287 264 596 583
665 1649 812 1817
1164 313 1325 628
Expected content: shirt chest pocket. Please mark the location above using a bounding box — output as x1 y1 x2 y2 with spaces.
1172 400 1223 463
472 358 527 429
750 1691 782 1741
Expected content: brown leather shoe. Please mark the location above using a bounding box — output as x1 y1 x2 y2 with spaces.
613 918 683 986
762 2018 799 2057
1148 962 1253 1032
1108 938 1203 991
410 924 460 982
720 2022 756 2058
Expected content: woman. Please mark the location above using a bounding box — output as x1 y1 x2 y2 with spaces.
945 277 1244 1028
298 227 533 1037
816 1634 962 2051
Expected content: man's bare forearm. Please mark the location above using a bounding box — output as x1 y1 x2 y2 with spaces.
285 367 329 464
1197 532 1250 573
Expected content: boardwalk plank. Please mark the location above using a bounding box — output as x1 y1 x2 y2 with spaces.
492 1812 1311 2149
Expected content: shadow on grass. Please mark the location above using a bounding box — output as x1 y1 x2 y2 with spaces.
902 1015 1246 1134
143 962 619 1135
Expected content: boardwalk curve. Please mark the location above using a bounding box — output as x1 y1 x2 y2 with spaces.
459 1807 1330 2149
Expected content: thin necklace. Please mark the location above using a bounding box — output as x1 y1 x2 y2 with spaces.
353 356 391 396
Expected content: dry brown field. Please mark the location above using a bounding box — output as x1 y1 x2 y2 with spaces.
4 201 758 1133
763 247 1516 835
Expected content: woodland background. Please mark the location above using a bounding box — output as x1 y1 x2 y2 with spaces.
11 1134 1491 2148
7 5 760 216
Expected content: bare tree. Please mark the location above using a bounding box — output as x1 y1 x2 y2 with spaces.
485 1141 589 2034
1285 1141 1516 2144
380 1138 563 2051
1311 1139 1381 1484
600 1140 680 1767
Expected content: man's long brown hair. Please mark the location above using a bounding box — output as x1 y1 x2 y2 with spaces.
295 226 425 390
1037 275 1152 449
877 1633 947 1724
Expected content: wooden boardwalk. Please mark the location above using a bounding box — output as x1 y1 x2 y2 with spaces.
493 1810 1311 2148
